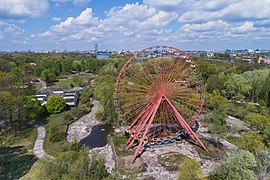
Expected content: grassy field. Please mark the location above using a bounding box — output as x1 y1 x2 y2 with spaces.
112 133 133 157
0 127 38 179
0 127 37 154
0 153 37 180
51 73 95 90
44 111 72 156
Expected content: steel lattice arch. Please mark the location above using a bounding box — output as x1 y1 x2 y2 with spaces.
114 46 208 162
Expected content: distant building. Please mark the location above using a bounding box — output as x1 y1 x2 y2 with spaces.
52 90 64 96
207 52 214 57
64 90 79 106
35 89 80 107
94 44 98 54
242 58 252 63
259 56 270 64
35 91 49 106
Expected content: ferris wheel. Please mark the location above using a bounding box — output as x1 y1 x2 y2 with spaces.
114 46 208 162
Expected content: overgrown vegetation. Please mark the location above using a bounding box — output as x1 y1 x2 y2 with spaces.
112 133 133 157
1 52 269 179
177 158 204 180
209 149 258 180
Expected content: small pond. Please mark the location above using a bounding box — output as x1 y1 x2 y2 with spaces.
80 124 113 149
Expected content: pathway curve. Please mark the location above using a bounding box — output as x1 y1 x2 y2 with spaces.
33 124 46 159
37 78 47 90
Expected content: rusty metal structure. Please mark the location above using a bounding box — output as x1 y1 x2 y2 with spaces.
114 46 208 162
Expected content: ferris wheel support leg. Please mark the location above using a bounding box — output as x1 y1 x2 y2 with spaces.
125 106 156 150
132 97 162 163
164 96 208 153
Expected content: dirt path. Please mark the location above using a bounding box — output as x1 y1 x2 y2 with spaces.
33 124 46 159
37 78 46 91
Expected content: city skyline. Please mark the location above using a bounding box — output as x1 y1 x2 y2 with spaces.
1 0 270 51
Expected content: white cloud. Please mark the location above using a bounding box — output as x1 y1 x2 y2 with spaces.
179 0 270 23
143 0 182 8
143 0 194 12
52 17 61 22
36 3 178 44
27 1 270 50
50 0 91 6
0 0 49 19
48 8 98 33
181 21 229 32
106 3 177 30
232 21 255 33
0 21 25 36
107 3 156 20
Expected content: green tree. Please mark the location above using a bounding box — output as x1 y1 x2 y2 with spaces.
244 114 269 132
243 69 270 102
205 94 229 133
40 69 56 84
236 131 265 154
209 149 257 180
0 71 14 91
0 91 15 128
255 150 270 179
45 96 66 114
37 148 108 179
16 96 47 128
94 74 117 123
177 158 203 180
11 66 27 87
225 73 251 98
206 73 228 93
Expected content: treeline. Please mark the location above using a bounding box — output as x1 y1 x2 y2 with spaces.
94 59 128 123
198 60 270 163
0 53 112 139
197 60 270 106
0 53 108 84
0 56 46 138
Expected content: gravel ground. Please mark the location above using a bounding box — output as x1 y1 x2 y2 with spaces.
66 100 100 142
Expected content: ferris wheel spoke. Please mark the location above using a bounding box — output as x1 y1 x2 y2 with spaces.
168 99 194 120
114 46 208 161
120 85 150 93
174 66 194 82
127 63 153 85
120 97 152 111
166 60 188 84
177 70 201 83
170 96 201 112
132 61 158 84
120 98 154 119
174 96 203 104
121 80 153 92
125 69 152 88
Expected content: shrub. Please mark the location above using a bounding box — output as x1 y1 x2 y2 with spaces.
49 127 66 143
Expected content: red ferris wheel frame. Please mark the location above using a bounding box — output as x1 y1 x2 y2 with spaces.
114 46 208 162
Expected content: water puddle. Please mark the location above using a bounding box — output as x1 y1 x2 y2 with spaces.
80 124 113 149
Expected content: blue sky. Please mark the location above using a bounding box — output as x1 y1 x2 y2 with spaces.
0 0 270 51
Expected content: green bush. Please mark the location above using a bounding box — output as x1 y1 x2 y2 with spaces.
49 127 66 143
45 96 66 114
63 112 74 122
70 107 84 118
209 149 257 180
